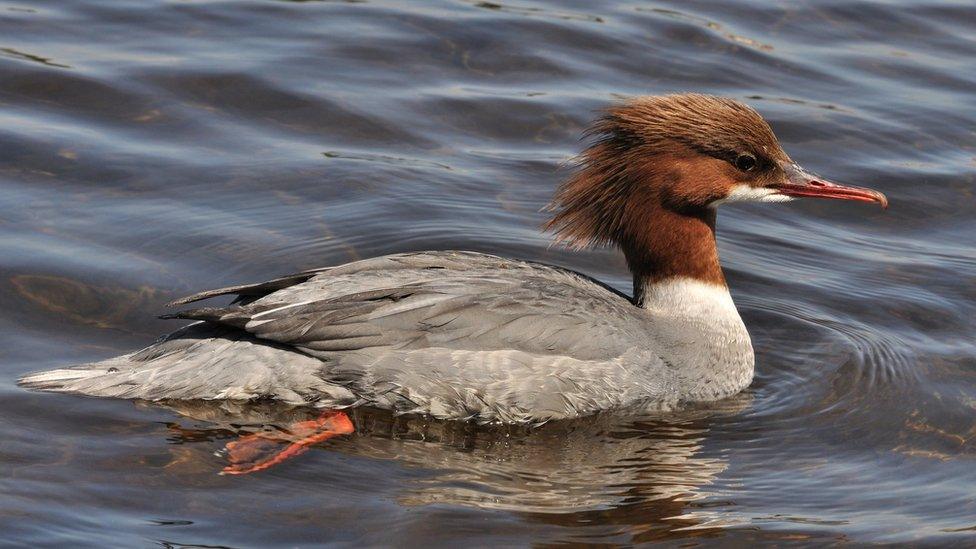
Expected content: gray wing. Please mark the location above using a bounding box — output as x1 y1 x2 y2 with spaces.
169 251 665 420
167 251 645 362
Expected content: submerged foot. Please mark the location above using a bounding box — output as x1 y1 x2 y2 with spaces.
221 411 354 475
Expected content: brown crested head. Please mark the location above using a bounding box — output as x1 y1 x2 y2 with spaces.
545 93 886 251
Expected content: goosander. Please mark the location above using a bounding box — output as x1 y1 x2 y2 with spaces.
20 94 887 426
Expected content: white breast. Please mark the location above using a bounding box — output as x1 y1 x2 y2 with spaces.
639 277 755 402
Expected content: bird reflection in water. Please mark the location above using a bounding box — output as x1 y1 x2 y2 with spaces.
155 395 750 538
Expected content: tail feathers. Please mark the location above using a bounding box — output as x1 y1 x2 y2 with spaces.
18 355 142 397
19 367 111 389
18 324 358 405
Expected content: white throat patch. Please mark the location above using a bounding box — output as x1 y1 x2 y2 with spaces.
640 277 739 320
710 184 794 207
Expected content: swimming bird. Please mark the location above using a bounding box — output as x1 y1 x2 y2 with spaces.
20 94 886 428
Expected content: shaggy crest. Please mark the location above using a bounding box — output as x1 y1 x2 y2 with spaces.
545 93 788 249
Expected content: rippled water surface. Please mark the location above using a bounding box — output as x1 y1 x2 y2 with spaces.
2 0 975 545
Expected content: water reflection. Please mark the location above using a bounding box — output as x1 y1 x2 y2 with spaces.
159 396 749 526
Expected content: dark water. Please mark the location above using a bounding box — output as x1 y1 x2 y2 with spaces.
2 0 975 545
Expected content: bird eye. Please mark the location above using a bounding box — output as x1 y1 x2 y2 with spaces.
734 153 757 172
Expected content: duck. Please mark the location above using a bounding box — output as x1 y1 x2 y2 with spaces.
20 94 887 427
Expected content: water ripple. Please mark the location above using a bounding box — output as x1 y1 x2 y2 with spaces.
1 0 975 544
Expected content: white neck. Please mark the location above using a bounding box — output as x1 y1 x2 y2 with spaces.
639 277 739 320
638 277 755 402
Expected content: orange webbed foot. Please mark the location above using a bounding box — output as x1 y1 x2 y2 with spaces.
220 411 354 475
